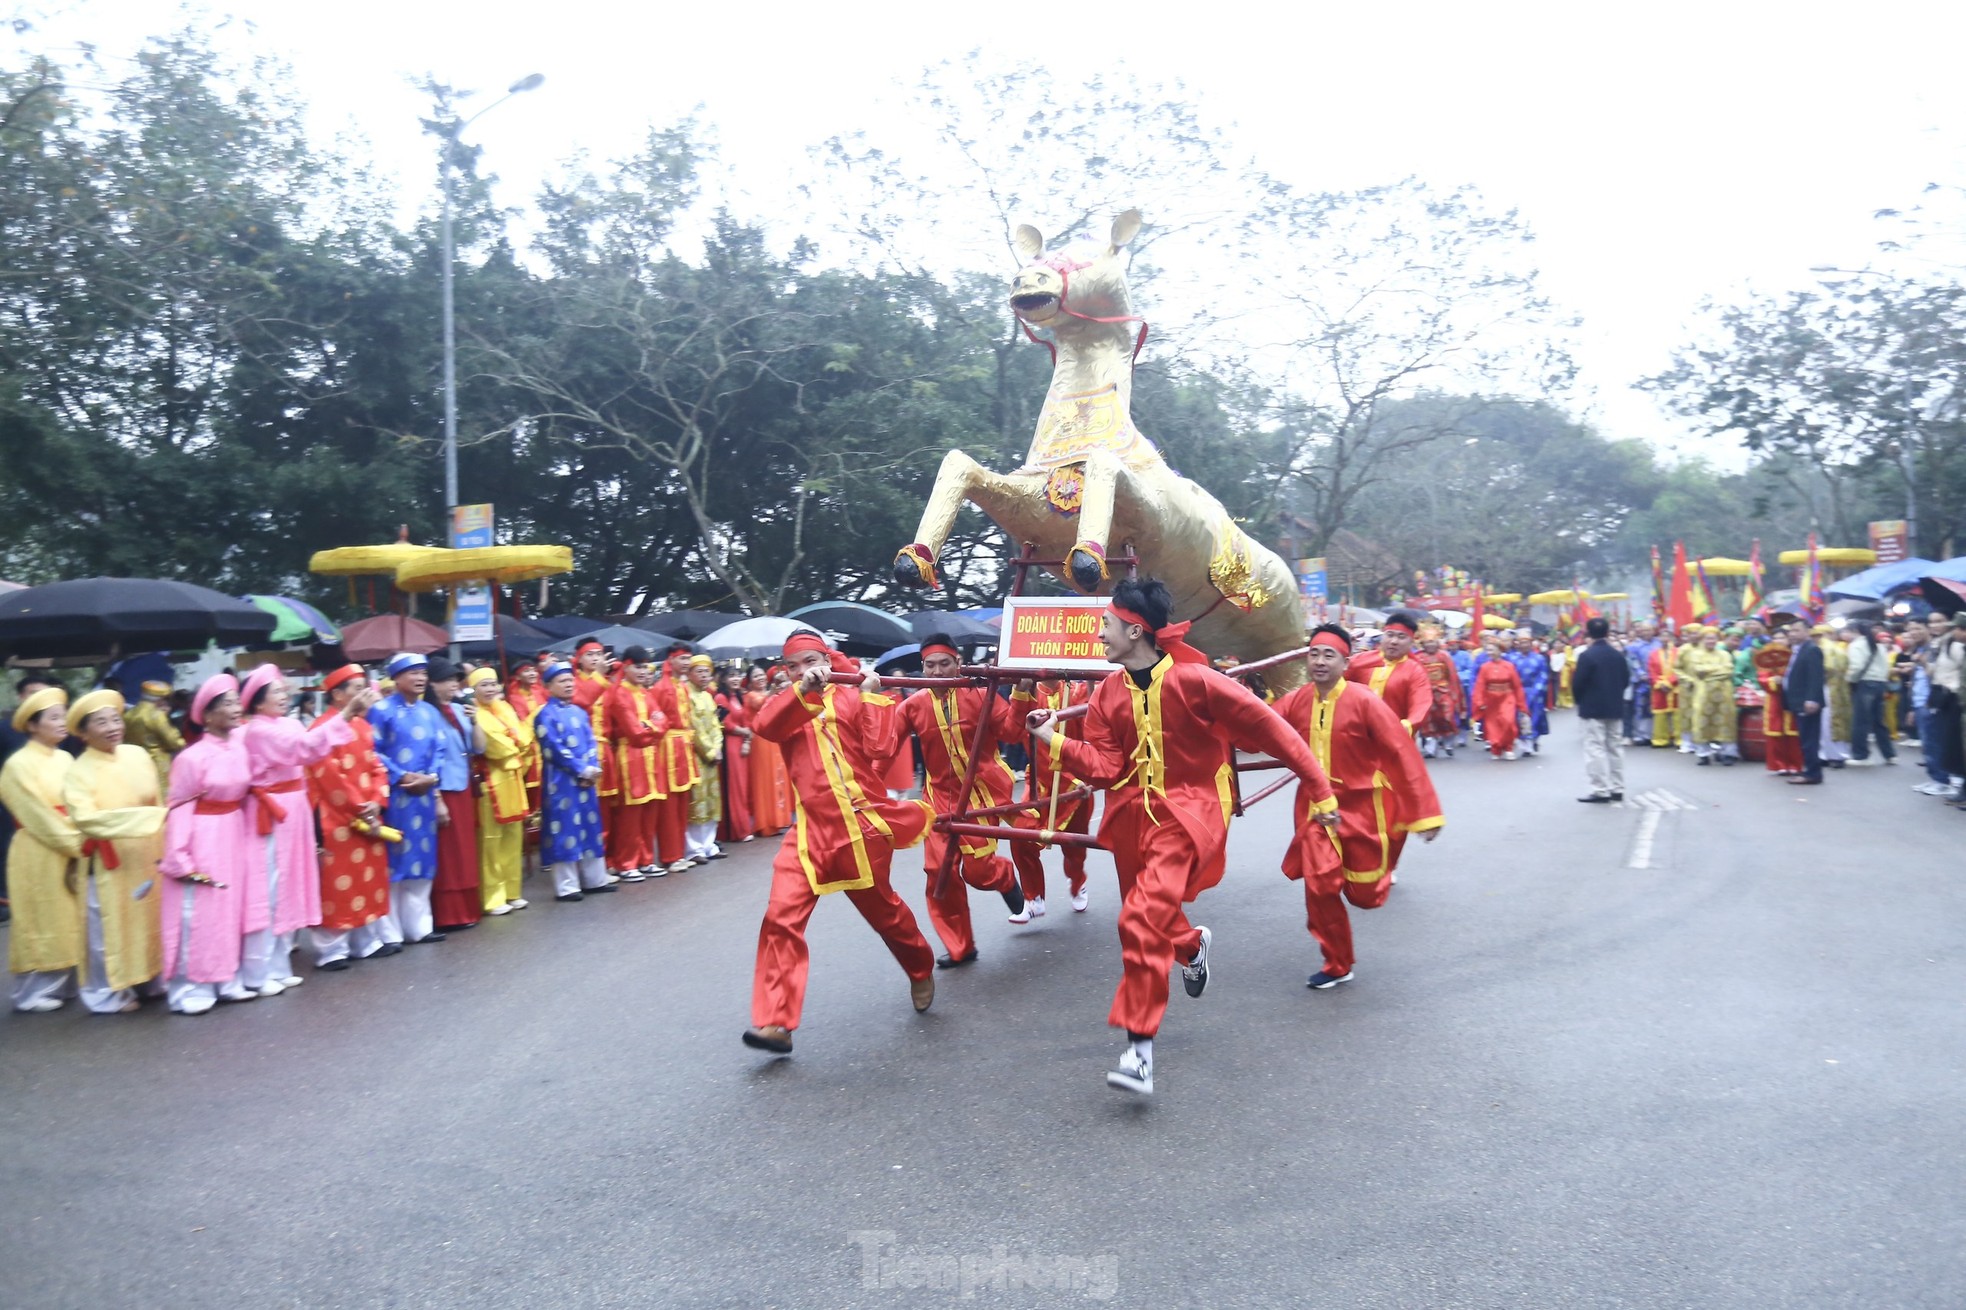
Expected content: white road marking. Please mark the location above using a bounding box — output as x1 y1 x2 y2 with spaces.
1627 810 1663 868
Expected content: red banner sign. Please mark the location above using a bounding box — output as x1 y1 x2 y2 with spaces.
998 597 1112 671
1868 519 1909 564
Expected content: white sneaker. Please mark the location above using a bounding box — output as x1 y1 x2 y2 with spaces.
666 860 693 876
1007 903 1032 924
281 975 304 988
1071 887 1089 913
219 984 257 1003
1105 1046 1153 1095
15 997 62 1013
174 996 216 1016
256 980 286 998
1915 782 1948 795
509 898 529 910
1028 896 1047 919
485 903 514 916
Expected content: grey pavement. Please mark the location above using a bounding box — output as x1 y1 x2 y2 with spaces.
4 719 1965 1308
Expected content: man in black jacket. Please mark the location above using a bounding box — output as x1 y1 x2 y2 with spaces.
1572 618 1630 802
1783 621 1827 785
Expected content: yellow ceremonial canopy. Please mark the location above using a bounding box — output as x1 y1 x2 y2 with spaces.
1482 593 1523 604
1526 589 1585 605
1776 547 1875 566
1481 614 1513 630
394 546 573 593
1694 557 1753 576
1592 592 1629 601
309 543 442 576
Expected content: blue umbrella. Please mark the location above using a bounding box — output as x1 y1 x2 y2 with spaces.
1826 557 1942 600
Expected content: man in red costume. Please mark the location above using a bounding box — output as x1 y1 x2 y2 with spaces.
1410 627 1464 759
647 644 701 876
569 640 619 842
742 632 937 1056
1345 610 1434 732
1472 634 1528 759
1028 577 1338 1096
1008 676 1095 916
1274 624 1444 989
897 634 1026 966
606 649 667 880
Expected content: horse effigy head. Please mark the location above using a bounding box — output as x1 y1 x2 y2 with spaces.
1008 209 1142 330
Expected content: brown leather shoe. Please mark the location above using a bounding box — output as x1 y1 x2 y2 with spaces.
911 975 935 1013
741 1025 793 1054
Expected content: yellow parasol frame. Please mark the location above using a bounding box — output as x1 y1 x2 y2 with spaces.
1592 592 1629 601
393 545 574 594
1694 557 1753 576
1482 592 1523 604
1526 589 1585 605
1481 614 1513 630
1776 547 1875 566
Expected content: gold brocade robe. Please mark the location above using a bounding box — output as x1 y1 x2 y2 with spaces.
1680 647 1739 744
0 740 84 973
1823 640 1852 741
122 699 185 794
687 685 723 825
63 744 166 990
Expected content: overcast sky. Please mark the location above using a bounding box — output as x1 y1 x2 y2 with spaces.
20 0 1966 462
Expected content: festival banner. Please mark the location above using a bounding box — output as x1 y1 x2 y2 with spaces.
1742 539 1765 615
998 596 1113 672
1650 545 1668 621
1297 557 1328 626
448 503 495 642
1669 541 1695 630
1804 531 1827 621
1868 519 1910 564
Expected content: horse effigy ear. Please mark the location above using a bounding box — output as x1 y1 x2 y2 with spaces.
1013 224 1045 262
1110 209 1142 251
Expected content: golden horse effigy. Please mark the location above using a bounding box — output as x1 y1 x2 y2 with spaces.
892 209 1308 689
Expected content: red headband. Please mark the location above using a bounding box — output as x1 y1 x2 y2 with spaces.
575 640 604 655
920 642 960 663
1309 630 1352 654
783 630 858 675
1108 603 1207 665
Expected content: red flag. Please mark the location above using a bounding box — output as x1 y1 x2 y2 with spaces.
1669 541 1695 630
1741 539 1765 615
1469 582 1485 643
1573 580 1600 622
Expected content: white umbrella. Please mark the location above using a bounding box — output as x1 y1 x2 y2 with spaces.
699 616 824 660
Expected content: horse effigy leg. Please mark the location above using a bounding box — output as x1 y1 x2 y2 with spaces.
1065 451 1133 593
894 449 989 588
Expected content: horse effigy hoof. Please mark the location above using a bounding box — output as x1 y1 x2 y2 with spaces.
1068 542 1108 594
894 543 940 589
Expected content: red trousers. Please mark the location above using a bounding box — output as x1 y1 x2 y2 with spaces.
750 830 935 1031
1480 707 1518 756
1302 866 1392 977
919 831 1019 959
607 797 658 871
1009 799 1089 901
1109 819 1207 1037
656 791 689 865
431 789 483 930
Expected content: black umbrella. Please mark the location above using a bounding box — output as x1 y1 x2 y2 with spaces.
632 609 743 641
785 602 913 657
0 577 277 662
901 610 998 648
459 614 556 662
528 615 610 640
1920 577 1966 617
543 625 695 657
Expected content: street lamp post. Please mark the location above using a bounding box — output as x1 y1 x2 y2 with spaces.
440 73 543 524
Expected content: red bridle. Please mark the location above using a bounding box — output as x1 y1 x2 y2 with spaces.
1016 253 1150 366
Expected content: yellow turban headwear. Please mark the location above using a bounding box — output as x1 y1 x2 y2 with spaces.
466 667 500 689
11 686 67 734
67 688 125 736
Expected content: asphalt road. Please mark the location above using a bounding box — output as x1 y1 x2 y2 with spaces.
4 717 1964 1309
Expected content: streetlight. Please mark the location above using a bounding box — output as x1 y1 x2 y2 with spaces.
440 72 544 526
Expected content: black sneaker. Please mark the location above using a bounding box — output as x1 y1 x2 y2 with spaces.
1577 794 1613 803
1180 926 1212 998
1307 969 1354 989
1001 877 1026 917
936 949 978 970
1104 1045 1153 1095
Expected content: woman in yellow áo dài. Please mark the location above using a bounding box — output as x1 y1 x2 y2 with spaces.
1 685 83 1012
469 667 533 914
63 689 167 1013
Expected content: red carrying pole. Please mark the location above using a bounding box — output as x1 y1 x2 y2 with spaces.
937 821 1102 849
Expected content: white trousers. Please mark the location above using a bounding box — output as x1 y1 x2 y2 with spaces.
686 822 719 860
1820 710 1850 762
1579 718 1625 796
311 919 390 965
551 855 611 897
382 878 435 943
238 835 288 989
79 876 135 1013
12 969 72 1009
